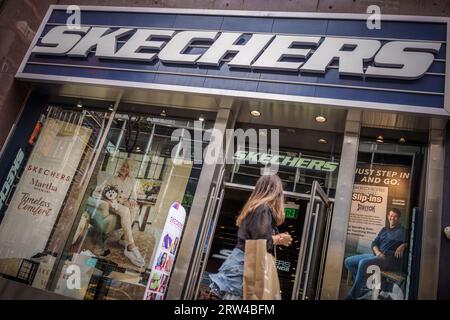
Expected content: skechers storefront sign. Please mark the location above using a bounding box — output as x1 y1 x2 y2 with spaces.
32 26 441 80
16 7 448 113
234 150 339 172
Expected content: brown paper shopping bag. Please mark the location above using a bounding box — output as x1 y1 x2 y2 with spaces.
243 239 281 300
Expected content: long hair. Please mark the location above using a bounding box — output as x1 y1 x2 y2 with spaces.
158 252 167 266
236 174 285 227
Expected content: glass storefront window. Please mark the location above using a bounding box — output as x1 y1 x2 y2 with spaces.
0 98 214 300
340 128 427 300
51 110 213 300
226 123 342 197
0 102 113 291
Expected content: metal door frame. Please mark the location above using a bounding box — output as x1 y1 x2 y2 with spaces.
191 181 315 299
192 180 334 300
223 182 321 201
291 180 332 300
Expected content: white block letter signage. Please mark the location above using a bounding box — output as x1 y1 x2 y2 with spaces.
68 27 134 58
159 31 218 64
365 41 442 80
32 26 89 56
28 24 443 81
300 37 382 76
115 29 175 62
197 32 274 68
253 35 321 71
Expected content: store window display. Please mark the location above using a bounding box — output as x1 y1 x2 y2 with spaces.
0 98 213 300
0 103 111 292
90 159 145 267
55 110 212 300
340 128 427 300
344 208 408 300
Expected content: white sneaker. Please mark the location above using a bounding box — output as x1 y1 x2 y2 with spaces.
124 247 145 268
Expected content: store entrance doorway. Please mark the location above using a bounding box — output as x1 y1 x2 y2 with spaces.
196 181 333 300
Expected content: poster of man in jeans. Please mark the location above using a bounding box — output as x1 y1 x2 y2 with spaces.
344 163 412 300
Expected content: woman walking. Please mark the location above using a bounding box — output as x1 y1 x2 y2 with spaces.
208 174 293 300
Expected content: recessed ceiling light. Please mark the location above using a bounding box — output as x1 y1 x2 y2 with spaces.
108 103 114 111
399 137 406 143
250 110 261 117
376 135 384 143
76 101 83 108
315 115 327 123
160 109 166 117
198 114 205 122
318 138 328 144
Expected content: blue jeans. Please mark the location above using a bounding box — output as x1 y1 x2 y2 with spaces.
209 248 244 300
344 253 383 299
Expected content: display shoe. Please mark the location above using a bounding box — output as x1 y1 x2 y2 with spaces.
124 246 145 268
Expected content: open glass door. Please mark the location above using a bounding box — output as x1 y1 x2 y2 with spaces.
292 181 333 300
191 167 226 299
197 182 316 300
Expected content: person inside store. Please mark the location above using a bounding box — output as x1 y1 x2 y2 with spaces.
207 174 293 300
344 208 408 300
92 159 145 268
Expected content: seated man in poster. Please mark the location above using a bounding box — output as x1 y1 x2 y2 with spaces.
344 208 408 300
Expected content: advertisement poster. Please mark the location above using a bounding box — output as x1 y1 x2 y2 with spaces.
347 184 388 253
0 118 92 259
346 163 412 255
144 202 186 300
344 162 412 300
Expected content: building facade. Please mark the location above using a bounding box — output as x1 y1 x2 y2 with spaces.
0 1 449 300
